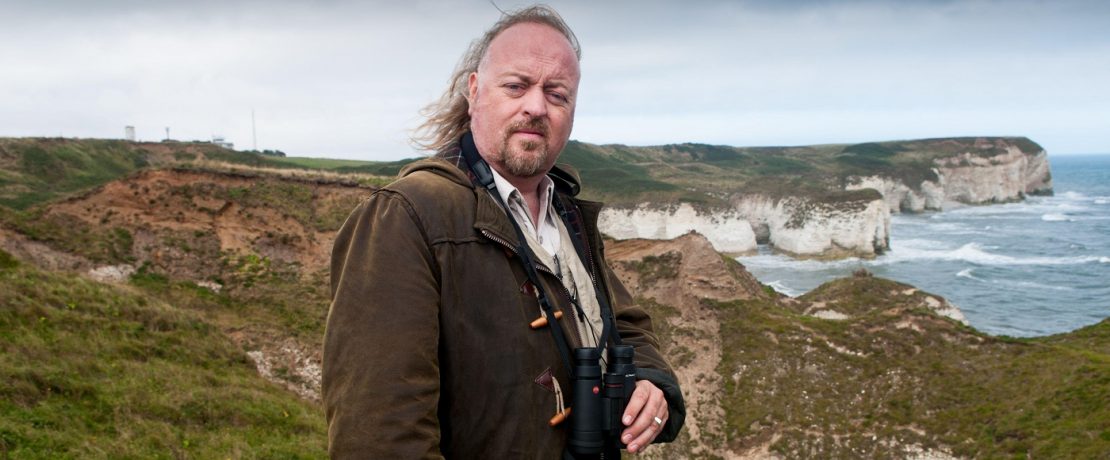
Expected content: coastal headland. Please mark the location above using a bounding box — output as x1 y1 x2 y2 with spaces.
0 137 1102 458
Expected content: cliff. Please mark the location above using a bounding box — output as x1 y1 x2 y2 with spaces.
846 139 1053 212
568 137 1053 258
600 190 890 257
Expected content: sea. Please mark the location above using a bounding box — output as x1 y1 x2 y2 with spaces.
736 154 1110 337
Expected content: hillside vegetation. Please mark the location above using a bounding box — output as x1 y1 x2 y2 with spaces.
606 234 1109 459
0 137 1098 459
0 250 327 457
0 138 388 210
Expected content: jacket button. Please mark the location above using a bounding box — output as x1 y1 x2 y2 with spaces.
529 311 563 329
549 408 570 427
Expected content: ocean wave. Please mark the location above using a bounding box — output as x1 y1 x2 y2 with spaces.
883 242 1107 266
1102 257 1110 264
956 268 980 280
1053 203 1089 212
740 255 865 272
765 280 803 297
1096 199 1109 205
995 279 1075 291
1061 191 1087 200
1041 213 1073 222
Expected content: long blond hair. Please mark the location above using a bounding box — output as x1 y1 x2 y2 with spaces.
412 4 581 153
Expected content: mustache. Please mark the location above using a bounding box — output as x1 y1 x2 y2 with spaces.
507 118 549 136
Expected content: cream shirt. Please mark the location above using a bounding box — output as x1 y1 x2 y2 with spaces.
489 168 605 351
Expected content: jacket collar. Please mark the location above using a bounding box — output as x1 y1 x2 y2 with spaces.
399 134 591 248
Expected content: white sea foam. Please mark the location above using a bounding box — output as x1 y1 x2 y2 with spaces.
1096 199 1109 205
882 242 1106 266
1101 257 1110 264
1041 213 1073 222
995 279 1075 291
1061 191 1087 200
956 268 980 280
765 280 803 297
1053 203 1088 212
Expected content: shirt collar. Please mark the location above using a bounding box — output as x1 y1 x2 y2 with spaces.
489 166 555 219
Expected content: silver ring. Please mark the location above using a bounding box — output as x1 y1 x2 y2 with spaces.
653 416 663 427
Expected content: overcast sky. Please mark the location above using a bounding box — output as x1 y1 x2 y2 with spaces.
3 0 1108 160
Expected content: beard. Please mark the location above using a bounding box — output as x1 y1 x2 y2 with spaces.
493 118 552 178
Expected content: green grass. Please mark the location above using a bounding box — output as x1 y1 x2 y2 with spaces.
0 139 146 209
334 158 422 178
270 157 377 170
0 250 326 458
713 276 1110 458
1 209 135 264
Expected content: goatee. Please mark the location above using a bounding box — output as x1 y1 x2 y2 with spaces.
496 119 550 177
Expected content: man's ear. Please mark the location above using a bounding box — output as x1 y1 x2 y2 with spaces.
466 72 479 116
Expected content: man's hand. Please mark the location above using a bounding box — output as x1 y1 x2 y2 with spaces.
620 380 668 454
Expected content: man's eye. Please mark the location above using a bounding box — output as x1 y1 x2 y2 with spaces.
547 92 568 104
504 84 525 94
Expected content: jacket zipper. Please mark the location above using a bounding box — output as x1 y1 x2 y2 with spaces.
480 229 585 348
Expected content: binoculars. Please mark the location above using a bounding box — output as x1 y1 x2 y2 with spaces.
567 345 636 457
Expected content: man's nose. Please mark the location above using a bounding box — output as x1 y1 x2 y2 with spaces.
521 87 548 119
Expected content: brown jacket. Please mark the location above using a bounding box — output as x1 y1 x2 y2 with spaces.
324 155 684 458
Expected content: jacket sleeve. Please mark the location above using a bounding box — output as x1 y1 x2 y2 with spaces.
604 263 686 444
323 191 443 459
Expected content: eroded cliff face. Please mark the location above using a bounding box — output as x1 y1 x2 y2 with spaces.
601 141 1052 257
937 147 1052 204
846 144 1054 213
597 203 757 254
846 175 946 213
731 194 889 258
598 194 890 258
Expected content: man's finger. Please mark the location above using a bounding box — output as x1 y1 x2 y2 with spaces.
621 382 650 426
621 381 666 453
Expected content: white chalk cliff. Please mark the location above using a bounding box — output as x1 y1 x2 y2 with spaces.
597 203 757 254
846 145 1053 213
599 194 890 258
598 142 1051 258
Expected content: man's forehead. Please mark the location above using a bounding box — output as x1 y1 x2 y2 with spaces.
481 22 580 78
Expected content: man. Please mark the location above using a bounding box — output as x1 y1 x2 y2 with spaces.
324 5 684 458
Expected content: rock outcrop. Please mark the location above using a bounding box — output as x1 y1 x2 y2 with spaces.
598 203 757 254
729 193 889 258
599 192 890 258
846 141 1053 213
934 145 1052 204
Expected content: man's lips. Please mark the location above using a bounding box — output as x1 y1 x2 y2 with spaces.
513 129 546 138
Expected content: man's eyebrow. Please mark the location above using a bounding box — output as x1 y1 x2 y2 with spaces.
500 71 572 89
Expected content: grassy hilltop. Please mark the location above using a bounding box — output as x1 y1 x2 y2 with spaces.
0 135 1044 210
0 137 1103 459
558 136 1045 206
606 234 1109 459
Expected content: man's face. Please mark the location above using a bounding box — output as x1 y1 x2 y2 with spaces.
468 22 580 179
